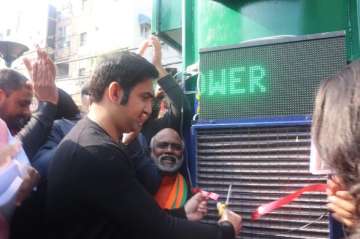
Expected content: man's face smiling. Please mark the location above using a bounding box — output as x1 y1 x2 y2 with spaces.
151 128 184 174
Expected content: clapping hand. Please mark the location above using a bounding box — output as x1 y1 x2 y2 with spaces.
138 36 168 79
23 48 58 105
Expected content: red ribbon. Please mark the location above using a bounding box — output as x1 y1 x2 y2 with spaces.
251 183 327 221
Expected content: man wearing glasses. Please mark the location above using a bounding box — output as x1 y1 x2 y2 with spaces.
150 128 189 209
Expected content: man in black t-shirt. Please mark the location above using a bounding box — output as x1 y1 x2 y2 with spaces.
45 52 242 239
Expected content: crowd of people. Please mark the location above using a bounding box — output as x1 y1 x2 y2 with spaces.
0 36 241 239
1 34 360 239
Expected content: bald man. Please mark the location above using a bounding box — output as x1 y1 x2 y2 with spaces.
150 128 189 209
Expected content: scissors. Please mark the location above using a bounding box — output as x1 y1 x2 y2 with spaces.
217 184 232 217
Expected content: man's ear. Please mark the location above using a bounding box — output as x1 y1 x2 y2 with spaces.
0 89 7 106
108 82 123 104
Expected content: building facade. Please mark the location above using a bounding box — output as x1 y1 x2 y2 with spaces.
0 0 181 104
53 0 181 103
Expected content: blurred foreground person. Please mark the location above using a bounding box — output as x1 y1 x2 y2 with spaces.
2 49 79 239
0 118 39 239
312 60 360 238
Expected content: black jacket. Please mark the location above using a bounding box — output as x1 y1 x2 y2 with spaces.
18 88 80 161
46 117 234 239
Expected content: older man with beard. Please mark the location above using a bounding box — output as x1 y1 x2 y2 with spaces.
150 128 190 209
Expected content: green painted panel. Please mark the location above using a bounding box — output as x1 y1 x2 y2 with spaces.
159 0 182 31
152 0 182 50
152 0 160 34
155 0 360 66
183 0 198 68
197 0 347 49
186 0 360 61
349 0 360 60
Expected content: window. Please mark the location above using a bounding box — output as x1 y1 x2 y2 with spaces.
80 32 87 46
6 29 11 36
58 27 64 38
140 23 150 38
56 63 69 78
58 26 70 49
78 67 86 76
81 0 88 10
138 14 151 38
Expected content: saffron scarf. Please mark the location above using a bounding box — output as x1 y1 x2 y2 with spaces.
154 173 188 209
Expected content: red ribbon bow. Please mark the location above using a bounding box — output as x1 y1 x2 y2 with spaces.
252 183 327 220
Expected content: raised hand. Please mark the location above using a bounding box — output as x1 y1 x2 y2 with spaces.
138 36 168 78
23 48 58 105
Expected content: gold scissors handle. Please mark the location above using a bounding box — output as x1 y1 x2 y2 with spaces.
217 184 232 217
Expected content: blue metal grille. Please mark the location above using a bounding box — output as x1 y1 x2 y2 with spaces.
195 124 328 239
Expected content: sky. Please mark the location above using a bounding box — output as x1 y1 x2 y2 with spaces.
0 0 152 48
0 0 49 46
0 0 49 21
0 0 152 20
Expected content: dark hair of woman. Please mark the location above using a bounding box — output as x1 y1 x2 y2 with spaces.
312 60 360 237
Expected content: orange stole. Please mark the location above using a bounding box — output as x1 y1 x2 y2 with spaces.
154 173 188 209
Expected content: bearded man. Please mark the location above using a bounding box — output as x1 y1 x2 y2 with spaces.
150 128 190 209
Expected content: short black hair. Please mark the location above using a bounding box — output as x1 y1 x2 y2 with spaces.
89 52 158 104
56 88 80 120
0 69 28 95
81 81 90 97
